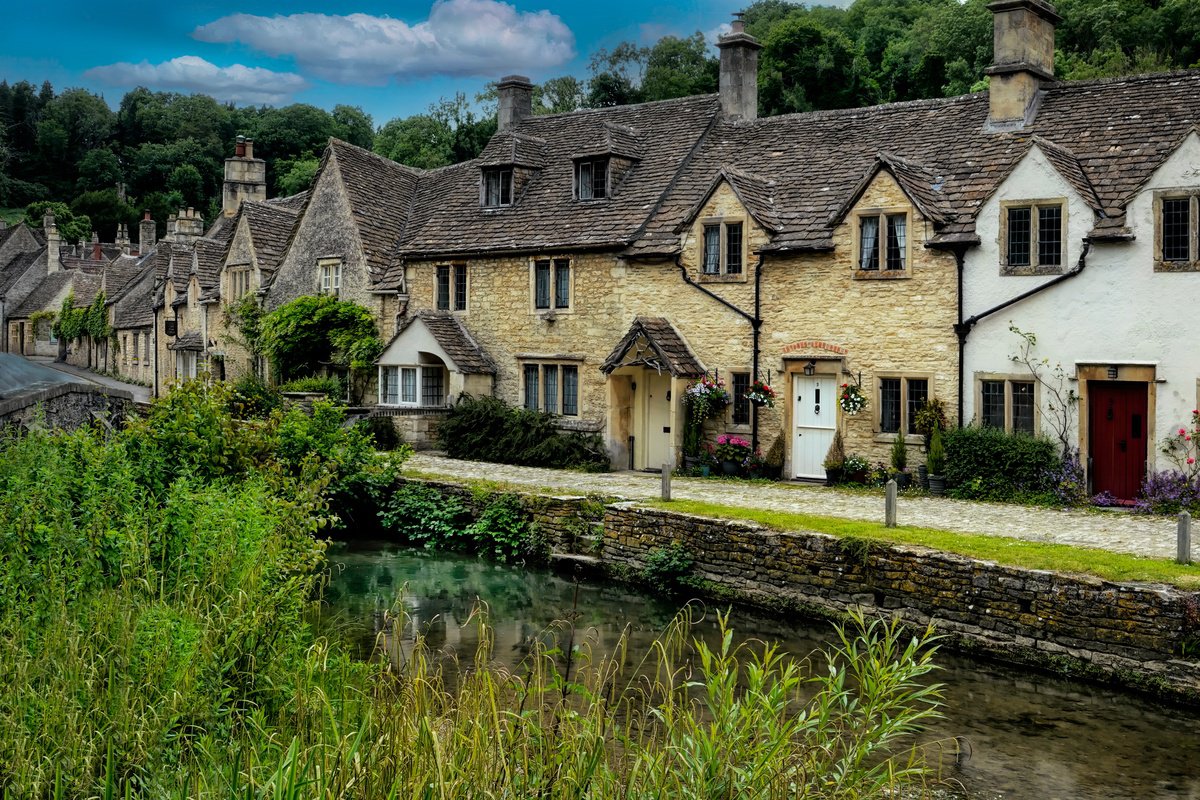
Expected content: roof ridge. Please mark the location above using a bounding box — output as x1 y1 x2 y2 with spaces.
1042 66 1200 92
329 137 427 176
526 93 719 122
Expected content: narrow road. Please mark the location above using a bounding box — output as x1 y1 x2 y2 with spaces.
25 356 152 403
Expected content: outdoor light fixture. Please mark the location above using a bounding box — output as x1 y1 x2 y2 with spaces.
1107 366 1119 379
803 360 816 376
164 317 177 337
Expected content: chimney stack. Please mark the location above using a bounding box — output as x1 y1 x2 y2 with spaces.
44 212 60 274
91 231 102 262
222 133 267 216
985 0 1060 130
139 211 156 256
717 13 762 121
496 75 533 132
171 207 204 242
115 223 130 254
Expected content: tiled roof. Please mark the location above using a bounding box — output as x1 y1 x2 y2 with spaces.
111 262 157 329
267 190 310 211
205 214 238 246
0 248 44 297
677 166 780 234
327 139 421 280
168 331 203 351
395 94 721 258
1030 135 1104 212
601 316 704 377
479 130 548 168
633 69 1200 255
104 256 144 298
193 238 224 290
11 270 100 318
574 121 645 160
389 311 496 374
244 200 302 273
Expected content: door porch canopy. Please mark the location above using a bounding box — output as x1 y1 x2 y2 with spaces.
601 316 705 377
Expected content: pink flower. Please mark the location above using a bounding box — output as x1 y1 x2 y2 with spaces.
1181 428 1188 436
1189 457 1196 465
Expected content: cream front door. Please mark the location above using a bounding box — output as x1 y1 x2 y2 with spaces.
643 370 672 470
792 375 836 479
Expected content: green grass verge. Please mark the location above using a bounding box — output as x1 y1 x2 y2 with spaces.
643 498 1200 589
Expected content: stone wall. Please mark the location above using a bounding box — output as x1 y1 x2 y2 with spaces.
0 382 131 431
402 477 1200 703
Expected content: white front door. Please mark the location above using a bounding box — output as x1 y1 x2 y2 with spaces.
643 370 672 470
792 375 836 479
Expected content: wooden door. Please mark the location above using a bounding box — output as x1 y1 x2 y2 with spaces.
792 375 836 479
643 371 672 471
1089 381 1148 500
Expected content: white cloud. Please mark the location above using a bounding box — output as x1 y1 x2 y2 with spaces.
192 0 576 85
85 56 309 104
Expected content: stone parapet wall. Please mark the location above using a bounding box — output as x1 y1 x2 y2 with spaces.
400 477 1200 703
0 382 131 431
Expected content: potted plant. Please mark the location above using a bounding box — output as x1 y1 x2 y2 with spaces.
927 426 947 496
763 433 785 480
913 398 947 491
889 434 911 489
714 433 752 476
745 378 776 408
839 381 868 415
684 375 731 458
822 430 846 486
843 453 870 484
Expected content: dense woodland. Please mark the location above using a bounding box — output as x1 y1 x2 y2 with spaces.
2 0 1198 241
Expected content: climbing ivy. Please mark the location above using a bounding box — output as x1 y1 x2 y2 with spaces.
259 295 382 400
52 290 110 343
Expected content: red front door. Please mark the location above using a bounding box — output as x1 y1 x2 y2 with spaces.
1089 381 1148 500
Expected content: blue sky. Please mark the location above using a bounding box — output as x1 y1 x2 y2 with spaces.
0 0 835 124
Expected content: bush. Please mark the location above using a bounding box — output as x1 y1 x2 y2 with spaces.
228 375 282 418
380 484 542 562
438 395 610 471
641 541 694 589
278 375 346 399
942 426 1059 502
1135 470 1200 515
360 415 403 451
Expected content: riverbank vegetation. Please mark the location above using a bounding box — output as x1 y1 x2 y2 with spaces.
0 382 948 797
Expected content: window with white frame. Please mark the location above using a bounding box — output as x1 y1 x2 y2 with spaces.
576 158 609 200
436 264 468 311
319 259 342 297
533 258 571 310
482 167 513 207
521 362 579 416
858 212 909 272
229 266 252 300
1000 200 1064 272
378 364 447 407
878 375 929 436
701 220 744 275
979 377 1036 434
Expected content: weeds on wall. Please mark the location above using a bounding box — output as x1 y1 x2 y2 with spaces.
438 394 610 471
641 541 695 589
381 483 543 563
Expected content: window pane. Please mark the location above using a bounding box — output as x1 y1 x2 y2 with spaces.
500 169 512 205
702 225 720 274
887 214 907 270
436 265 450 310
544 365 558 413
1007 207 1032 266
578 161 593 200
484 171 497 206
1163 198 1191 261
726 223 743 275
421 368 444 407
534 260 551 309
523 364 540 410
880 378 901 433
1038 206 1062 266
1012 381 1035 434
906 378 928 434
592 159 607 199
554 259 570 309
562 366 578 416
859 216 879 270
732 372 750 425
981 380 1005 428
401 368 417 404
454 264 467 311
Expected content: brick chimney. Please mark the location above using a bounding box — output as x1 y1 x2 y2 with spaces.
44 212 60 274
497 75 533 132
139 211 156 256
985 0 1060 130
91 231 102 261
222 134 267 216
717 13 762 121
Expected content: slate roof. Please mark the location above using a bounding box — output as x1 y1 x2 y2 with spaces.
193 239 224 289
267 190 310 211
244 200 302 273
479 131 548 168
677 166 781 234
601 316 704 377
168 331 203 351
1029 135 1104 212
205 214 238 246
110 263 157 329
103 256 144 298
0 248 44 297
394 94 721 259
11 269 100 318
387 311 496 374
631 69 1200 255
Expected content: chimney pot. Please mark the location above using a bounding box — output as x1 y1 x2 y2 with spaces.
144 210 151 221
235 135 246 158
496 75 534 132
244 138 254 160
717 14 762 120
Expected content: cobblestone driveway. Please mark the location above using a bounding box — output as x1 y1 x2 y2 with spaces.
406 453 1184 561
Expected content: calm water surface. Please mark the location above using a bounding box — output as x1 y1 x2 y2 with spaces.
324 542 1200 800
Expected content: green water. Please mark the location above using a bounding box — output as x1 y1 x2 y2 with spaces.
324 542 1200 800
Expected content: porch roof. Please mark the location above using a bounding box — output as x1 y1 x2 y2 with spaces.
601 316 704 377
379 311 495 375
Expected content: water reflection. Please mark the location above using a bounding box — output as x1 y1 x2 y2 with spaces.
321 542 1200 800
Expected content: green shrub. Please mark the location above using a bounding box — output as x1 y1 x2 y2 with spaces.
228 374 282 418
464 492 542 563
641 541 694 588
278 375 346 399
926 427 945 474
943 425 1059 502
438 394 610 471
381 483 472 549
360 415 403 451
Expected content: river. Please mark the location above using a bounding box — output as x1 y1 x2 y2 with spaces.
324 542 1200 800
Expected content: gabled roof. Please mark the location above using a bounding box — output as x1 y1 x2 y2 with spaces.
194 238 224 289
103 256 144 298
574 121 644 161
382 311 496 374
243 200 302 273
478 131 548 168
267 190 310 211
676 166 780 235
828 152 954 229
111 263 157 329
1030 136 1104 212
205 214 238 246
601 316 704 377
168 331 203 351
11 269 100 318
0 248 45 297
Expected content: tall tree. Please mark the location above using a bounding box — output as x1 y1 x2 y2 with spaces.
374 115 454 169
332 105 375 149
760 15 878 115
641 33 718 102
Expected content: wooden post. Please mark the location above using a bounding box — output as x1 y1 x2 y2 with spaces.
1178 512 1191 565
885 479 897 528
661 464 672 502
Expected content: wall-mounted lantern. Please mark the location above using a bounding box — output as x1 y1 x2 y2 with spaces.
803 360 816 376
1107 366 1119 380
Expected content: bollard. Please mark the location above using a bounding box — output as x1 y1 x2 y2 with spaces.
885 479 897 528
1178 511 1191 565
661 464 672 501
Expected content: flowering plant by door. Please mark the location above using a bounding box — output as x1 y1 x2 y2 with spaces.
839 382 868 415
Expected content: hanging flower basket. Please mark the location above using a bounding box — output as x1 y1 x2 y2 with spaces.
839 382 868 415
745 379 776 408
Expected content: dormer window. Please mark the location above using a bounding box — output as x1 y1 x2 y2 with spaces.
999 199 1065 275
576 158 609 200
483 167 512 207
858 212 908 272
701 220 743 275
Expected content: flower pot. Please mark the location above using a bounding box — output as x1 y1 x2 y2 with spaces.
749 397 767 408
928 474 946 496
825 466 843 487
846 469 868 485
918 464 929 491
721 459 740 476
701 465 711 478
891 471 911 490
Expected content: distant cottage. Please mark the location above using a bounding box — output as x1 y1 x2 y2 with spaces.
4 0 1199 501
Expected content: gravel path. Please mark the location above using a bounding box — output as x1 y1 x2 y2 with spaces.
406 452 1183 560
